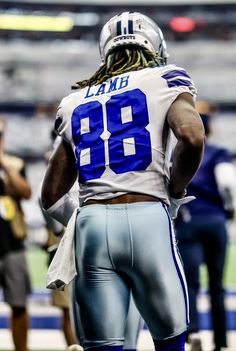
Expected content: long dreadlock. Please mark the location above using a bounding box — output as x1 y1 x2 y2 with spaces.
71 46 163 90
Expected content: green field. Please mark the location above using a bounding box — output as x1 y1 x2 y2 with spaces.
26 246 48 289
26 242 236 291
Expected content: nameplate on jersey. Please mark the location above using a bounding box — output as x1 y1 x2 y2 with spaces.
85 75 130 98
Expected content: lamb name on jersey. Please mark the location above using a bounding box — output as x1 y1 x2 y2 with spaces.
55 64 196 206
85 76 130 98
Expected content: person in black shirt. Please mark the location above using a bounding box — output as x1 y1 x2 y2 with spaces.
0 118 32 351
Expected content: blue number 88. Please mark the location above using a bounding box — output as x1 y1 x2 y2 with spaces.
72 89 152 183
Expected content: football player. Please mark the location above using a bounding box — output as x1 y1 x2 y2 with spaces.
41 12 205 351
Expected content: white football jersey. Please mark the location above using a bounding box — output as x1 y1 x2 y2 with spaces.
55 64 196 206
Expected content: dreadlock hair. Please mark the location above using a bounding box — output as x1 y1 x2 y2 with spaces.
71 46 163 90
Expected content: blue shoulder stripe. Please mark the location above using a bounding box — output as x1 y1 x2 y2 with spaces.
166 79 192 88
162 69 192 80
162 69 193 89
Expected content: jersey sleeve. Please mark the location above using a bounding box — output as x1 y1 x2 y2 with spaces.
161 64 197 99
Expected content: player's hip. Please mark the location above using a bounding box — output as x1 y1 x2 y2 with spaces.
75 201 173 273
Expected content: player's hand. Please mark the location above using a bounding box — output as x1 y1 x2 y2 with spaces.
168 195 195 219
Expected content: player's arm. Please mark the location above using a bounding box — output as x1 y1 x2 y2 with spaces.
41 139 77 210
167 92 205 198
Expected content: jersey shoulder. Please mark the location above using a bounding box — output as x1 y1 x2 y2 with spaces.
152 64 197 97
58 90 82 110
127 65 196 96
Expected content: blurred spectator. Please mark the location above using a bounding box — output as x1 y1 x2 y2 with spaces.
41 212 82 351
40 129 82 351
175 102 236 351
0 118 32 351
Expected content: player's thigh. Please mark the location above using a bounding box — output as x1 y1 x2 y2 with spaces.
123 294 143 350
74 206 130 347
129 203 188 340
74 271 129 348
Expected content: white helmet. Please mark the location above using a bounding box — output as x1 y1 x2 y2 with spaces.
99 11 169 64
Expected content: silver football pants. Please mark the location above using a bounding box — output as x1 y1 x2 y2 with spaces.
73 202 188 349
71 286 142 349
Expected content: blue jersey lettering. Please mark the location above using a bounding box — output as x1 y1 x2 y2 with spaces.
84 75 130 99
